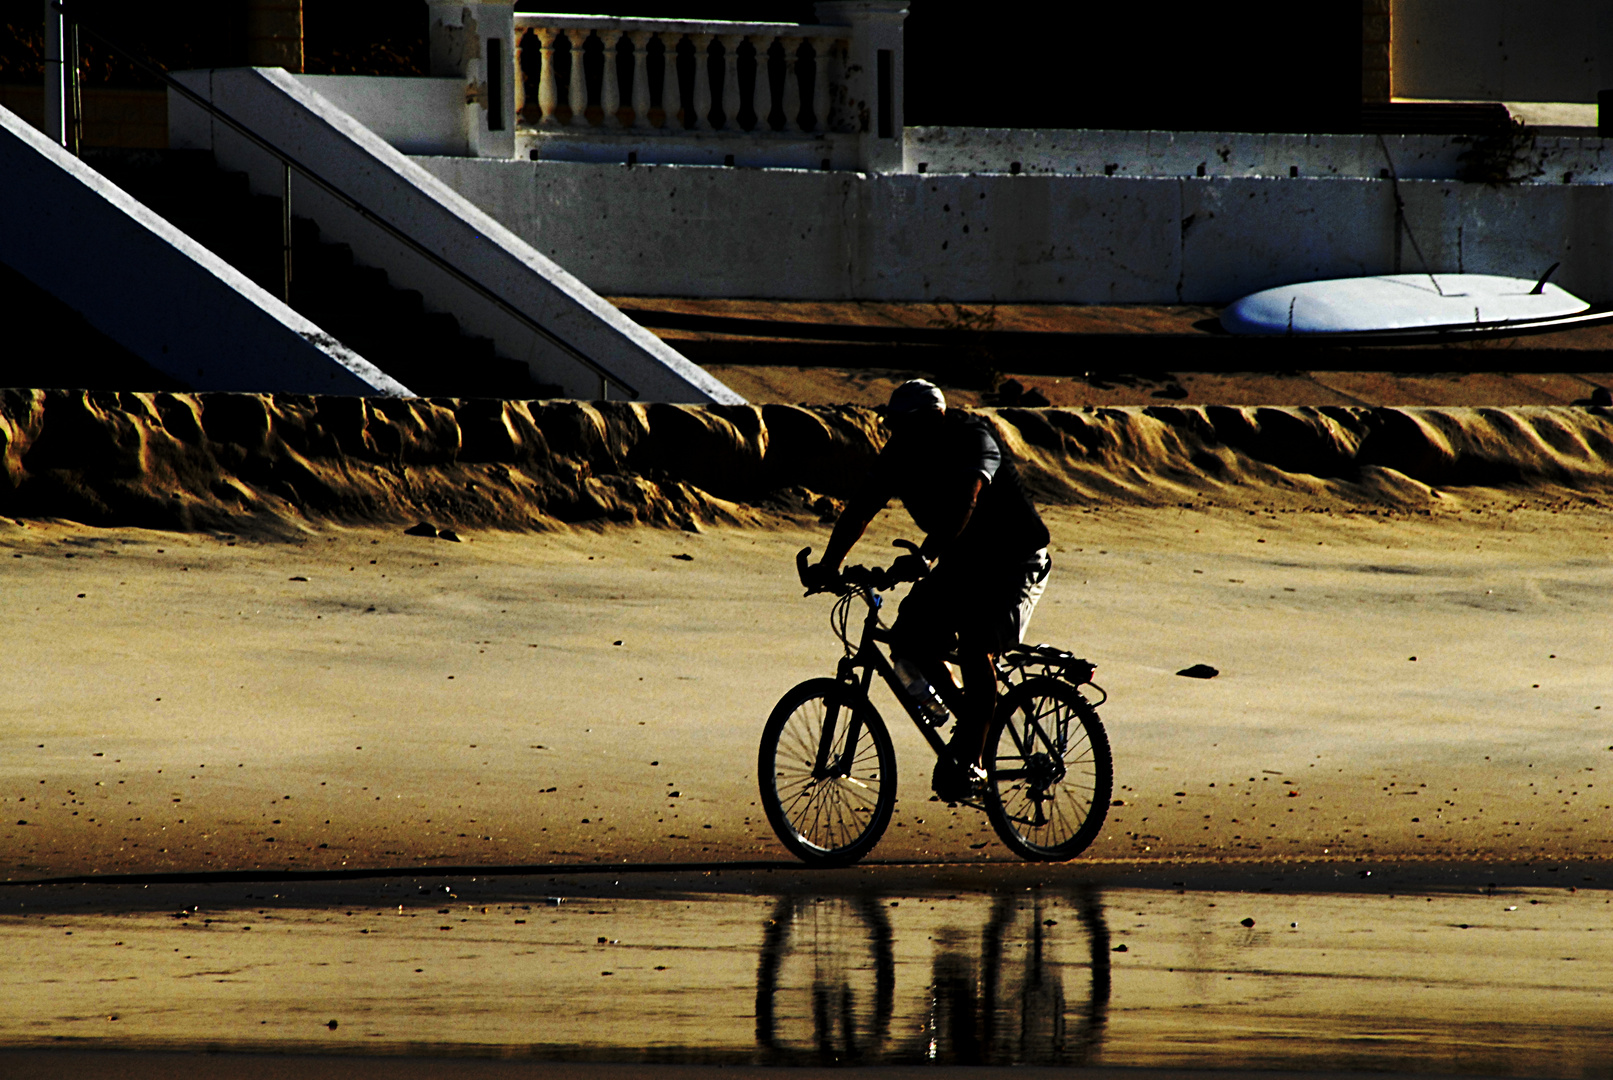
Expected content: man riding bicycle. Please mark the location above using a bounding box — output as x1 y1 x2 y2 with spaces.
804 379 1052 803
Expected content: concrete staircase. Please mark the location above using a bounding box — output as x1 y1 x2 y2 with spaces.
87 148 549 399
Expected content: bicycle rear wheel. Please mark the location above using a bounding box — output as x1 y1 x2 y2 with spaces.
758 678 897 866
983 676 1112 861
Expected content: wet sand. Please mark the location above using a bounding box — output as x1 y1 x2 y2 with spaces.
3 502 1610 879
1 870 1609 1075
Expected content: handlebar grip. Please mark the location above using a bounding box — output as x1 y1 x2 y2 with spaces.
796 546 812 585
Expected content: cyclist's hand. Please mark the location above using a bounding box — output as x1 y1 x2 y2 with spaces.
800 558 841 594
888 551 929 583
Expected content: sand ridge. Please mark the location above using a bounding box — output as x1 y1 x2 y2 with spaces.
5 390 1613 540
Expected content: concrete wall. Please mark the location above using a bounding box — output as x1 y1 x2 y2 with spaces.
291 76 468 156
170 67 741 404
904 127 1613 184
415 156 1613 305
1394 0 1613 104
0 104 406 397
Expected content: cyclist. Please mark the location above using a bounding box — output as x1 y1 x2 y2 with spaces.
803 379 1052 802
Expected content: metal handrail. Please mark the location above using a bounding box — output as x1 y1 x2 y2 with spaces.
51 2 640 401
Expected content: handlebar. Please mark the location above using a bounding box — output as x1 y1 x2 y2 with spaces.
796 543 928 597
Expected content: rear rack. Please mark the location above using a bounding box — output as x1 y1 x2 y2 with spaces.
999 643 1096 686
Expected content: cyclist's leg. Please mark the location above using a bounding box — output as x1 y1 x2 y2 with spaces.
950 549 1054 766
948 646 998 767
889 564 959 683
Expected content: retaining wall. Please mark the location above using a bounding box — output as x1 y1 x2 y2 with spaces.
416 157 1613 305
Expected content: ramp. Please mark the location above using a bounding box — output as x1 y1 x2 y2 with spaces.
0 104 406 397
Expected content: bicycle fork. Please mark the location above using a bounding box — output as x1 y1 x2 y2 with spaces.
812 662 880 779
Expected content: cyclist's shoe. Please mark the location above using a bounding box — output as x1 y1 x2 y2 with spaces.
931 758 987 804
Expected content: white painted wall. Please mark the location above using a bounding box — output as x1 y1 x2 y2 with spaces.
1394 0 1613 104
292 76 468 156
0 103 406 397
415 156 1613 305
905 127 1613 184
169 67 741 404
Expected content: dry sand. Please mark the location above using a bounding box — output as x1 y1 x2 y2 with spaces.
4 500 1610 880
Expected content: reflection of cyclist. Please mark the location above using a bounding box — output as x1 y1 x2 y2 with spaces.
805 380 1052 801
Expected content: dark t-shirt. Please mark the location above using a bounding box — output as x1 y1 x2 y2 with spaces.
858 412 1050 563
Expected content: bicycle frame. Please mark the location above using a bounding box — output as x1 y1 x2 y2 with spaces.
817 584 957 776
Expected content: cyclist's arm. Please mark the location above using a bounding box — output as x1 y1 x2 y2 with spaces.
818 490 884 571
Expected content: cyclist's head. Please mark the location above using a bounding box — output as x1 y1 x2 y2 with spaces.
885 380 945 434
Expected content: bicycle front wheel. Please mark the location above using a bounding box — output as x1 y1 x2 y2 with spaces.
984 677 1112 861
758 678 897 866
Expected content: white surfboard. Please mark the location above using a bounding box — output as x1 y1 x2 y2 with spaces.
1221 272 1594 336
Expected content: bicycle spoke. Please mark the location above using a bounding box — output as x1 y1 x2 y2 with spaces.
776 706 882 851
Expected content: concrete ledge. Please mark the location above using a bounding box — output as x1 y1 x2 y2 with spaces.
0 104 407 397
904 126 1613 184
170 67 742 405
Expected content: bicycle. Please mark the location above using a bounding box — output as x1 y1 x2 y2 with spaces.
757 543 1114 865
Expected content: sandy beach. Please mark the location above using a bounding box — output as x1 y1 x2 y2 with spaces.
4 389 1613 1074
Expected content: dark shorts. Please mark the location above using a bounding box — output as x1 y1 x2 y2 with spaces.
890 548 1051 658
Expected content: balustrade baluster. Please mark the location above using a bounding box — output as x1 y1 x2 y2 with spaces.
750 34 776 131
828 37 850 131
536 27 560 128
718 33 742 131
565 28 588 125
513 31 527 126
628 30 653 128
809 36 832 134
690 32 714 130
601 28 624 127
781 36 802 132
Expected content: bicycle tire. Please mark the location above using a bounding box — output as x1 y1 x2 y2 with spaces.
758 678 897 866
983 677 1112 861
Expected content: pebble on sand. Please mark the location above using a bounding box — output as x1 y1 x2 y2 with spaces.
1240 917 1256 927
1178 664 1220 679
404 522 438 538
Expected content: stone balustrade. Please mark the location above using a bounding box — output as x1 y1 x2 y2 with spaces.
513 15 848 138
503 5 905 171
426 2 906 170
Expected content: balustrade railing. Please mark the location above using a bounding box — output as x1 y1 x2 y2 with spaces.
512 15 850 137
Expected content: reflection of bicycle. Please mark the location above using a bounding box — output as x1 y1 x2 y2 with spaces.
752 887 1112 1066
754 895 895 1062
757 545 1114 865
